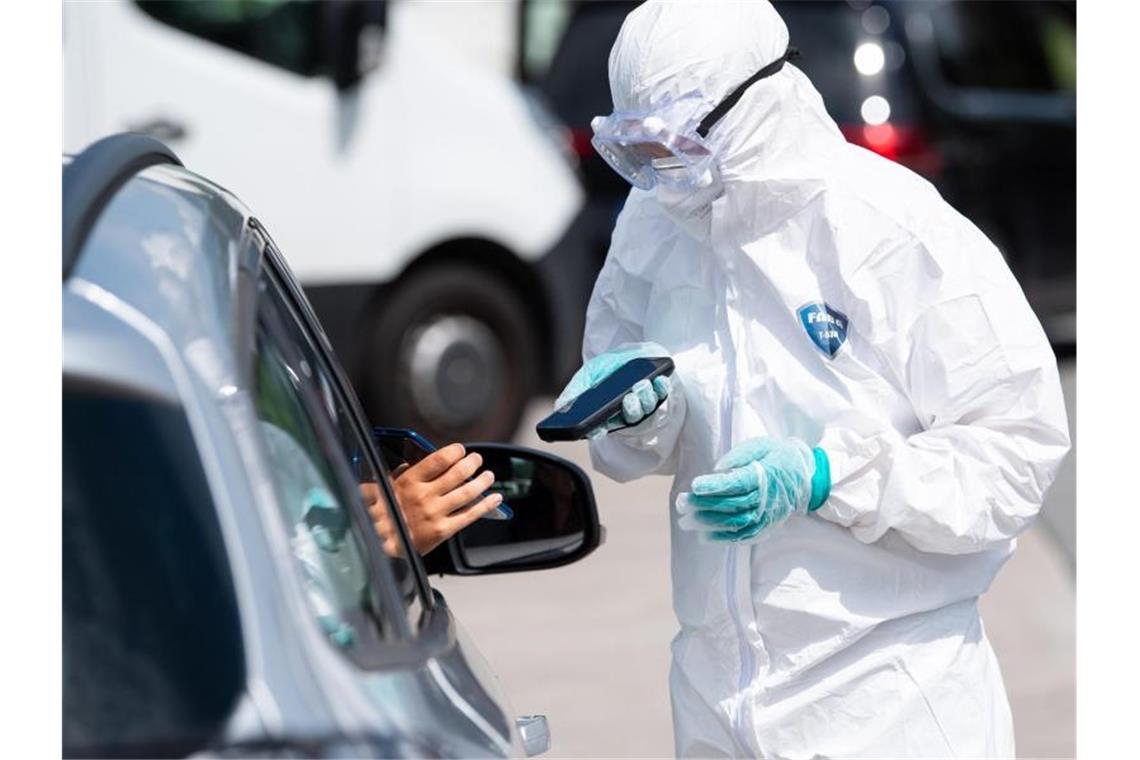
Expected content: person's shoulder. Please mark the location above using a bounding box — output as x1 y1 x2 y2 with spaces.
820 146 1003 268
811 147 1016 323
822 147 944 242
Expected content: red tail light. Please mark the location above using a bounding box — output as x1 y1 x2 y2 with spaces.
840 123 943 177
569 127 598 159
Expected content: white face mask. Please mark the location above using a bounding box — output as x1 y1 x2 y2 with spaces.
654 167 725 243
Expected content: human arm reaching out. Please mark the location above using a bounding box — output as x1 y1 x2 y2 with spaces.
366 444 503 556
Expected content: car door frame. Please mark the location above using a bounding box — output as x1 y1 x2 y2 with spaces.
248 217 519 753
248 216 434 609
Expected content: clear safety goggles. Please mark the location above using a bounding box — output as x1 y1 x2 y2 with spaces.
590 93 717 192
590 47 797 191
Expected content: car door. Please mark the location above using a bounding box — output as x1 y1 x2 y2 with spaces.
63 372 246 757
248 220 521 756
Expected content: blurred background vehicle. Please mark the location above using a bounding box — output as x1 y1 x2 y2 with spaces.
521 0 1075 350
64 0 593 445
63 133 603 757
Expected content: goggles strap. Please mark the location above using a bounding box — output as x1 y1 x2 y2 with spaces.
696 46 800 138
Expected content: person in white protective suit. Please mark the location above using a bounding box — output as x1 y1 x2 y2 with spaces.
553 2 1072 757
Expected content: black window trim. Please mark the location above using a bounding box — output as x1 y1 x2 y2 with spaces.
248 218 435 611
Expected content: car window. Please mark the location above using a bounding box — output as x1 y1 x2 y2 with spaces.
253 264 426 657
134 0 387 82
135 0 324 77
520 0 574 84
528 1 637 120
929 1 1075 92
63 384 244 757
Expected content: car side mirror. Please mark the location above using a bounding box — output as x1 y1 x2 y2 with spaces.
423 444 603 576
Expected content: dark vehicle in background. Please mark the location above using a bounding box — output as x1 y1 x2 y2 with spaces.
63 134 603 757
521 0 1075 348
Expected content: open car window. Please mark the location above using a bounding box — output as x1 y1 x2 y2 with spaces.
252 261 426 658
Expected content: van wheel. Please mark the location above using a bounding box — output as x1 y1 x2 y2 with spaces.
362 263 539 444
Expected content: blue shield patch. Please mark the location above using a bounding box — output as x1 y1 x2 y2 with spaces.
798 302 848 358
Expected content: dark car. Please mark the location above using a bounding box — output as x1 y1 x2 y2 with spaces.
63 133 604 757
522 0 1075 348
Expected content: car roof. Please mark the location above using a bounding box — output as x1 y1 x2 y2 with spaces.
63 135 255 403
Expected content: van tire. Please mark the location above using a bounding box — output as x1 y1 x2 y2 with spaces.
362 263 539 443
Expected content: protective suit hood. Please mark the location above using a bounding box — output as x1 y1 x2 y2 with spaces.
608 0 847 240
608 0 789 114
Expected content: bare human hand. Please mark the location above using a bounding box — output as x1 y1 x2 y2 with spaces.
368 443 504 556
360 480 402 557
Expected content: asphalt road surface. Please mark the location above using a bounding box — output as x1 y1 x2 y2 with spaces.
435 360 1076 758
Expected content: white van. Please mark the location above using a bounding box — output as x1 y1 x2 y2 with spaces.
64 0 591 442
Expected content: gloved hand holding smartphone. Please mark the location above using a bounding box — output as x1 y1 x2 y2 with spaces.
542 342 676 441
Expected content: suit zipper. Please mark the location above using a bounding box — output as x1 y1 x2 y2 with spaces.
717 273 757 752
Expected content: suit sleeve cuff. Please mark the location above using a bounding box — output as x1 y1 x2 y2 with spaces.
808 446 831 512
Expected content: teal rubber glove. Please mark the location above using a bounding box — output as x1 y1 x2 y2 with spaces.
677 437 831 542
555 343 673 438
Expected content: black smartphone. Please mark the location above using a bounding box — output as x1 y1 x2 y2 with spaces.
536 356 674 442
372 427 513 520
373 427 438 471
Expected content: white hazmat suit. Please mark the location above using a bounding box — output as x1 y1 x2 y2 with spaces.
581 2 1071 757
